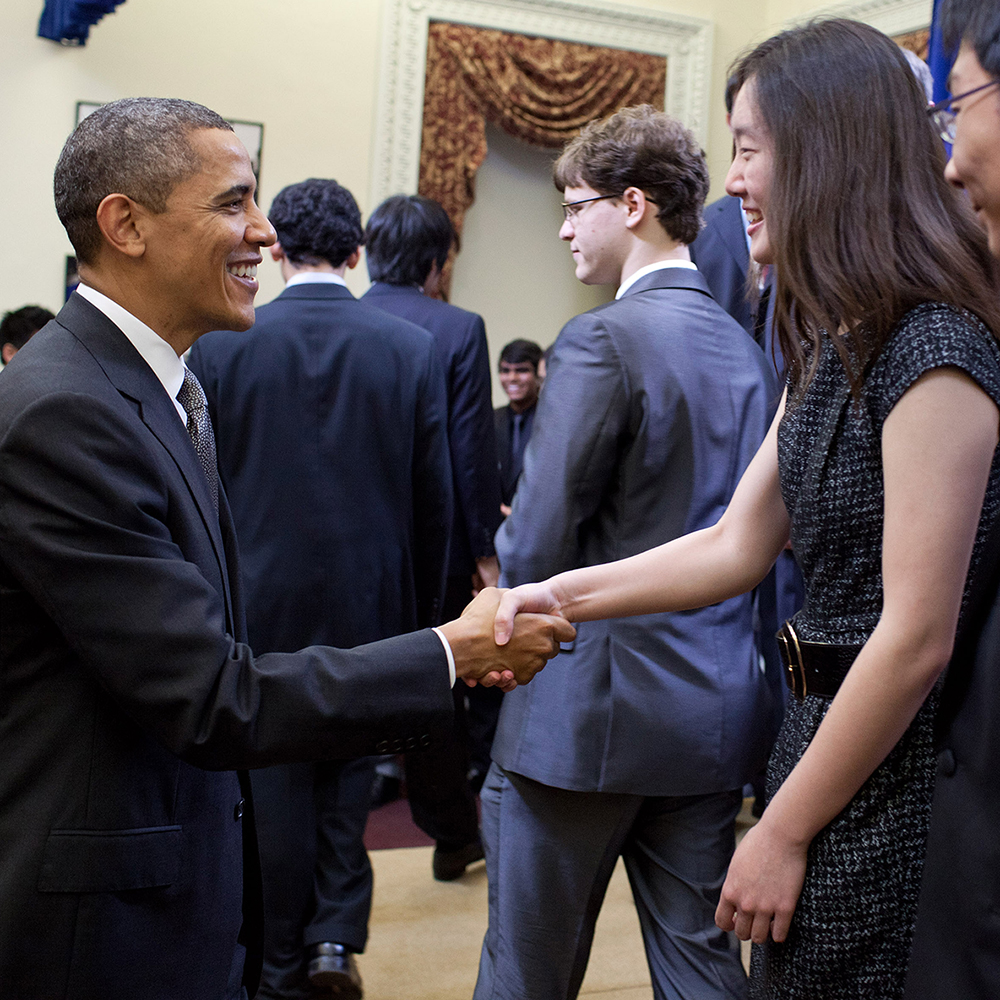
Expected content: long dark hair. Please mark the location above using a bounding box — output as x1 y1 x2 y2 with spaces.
730 18 1000 396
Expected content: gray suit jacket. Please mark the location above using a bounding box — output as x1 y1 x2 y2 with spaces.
493 267 778 796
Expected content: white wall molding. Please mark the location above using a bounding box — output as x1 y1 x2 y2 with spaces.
371 0 714 206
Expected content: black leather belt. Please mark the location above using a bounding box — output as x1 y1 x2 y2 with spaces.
776 620 862 701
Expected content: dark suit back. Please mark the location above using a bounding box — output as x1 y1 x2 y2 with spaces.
0 294 451 998
690 195 754 339
362 282 502 577
189 282 452 650
494 268 779 796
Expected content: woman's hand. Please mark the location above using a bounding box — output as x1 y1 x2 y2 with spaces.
715 817 808 944
493 581 568 645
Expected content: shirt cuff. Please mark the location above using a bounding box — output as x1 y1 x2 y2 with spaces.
431 627 457 687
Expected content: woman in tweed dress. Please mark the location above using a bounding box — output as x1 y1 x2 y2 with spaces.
492 19 1000 999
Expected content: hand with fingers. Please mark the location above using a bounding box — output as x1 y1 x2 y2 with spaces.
715 818 808 945
438 586 575 691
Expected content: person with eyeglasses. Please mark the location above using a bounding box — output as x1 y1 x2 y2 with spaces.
473 104 779 1000
905 3 1000 998
490 19 1000 1000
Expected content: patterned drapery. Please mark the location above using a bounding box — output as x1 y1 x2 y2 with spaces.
419 22 666 296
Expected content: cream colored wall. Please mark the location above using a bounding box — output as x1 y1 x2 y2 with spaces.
0 0 385 318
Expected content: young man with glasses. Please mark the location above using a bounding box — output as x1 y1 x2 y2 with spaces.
906 3 1000 998
474 105 779 1000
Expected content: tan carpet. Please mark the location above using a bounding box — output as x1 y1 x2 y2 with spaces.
358 802 756 999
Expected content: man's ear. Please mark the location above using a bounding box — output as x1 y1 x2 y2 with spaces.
1 343 16 365
94 193 147 258
622 187 653 230
345 247 361 271
269 241 285 263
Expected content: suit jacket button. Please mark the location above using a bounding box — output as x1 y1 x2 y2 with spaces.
375 741 389 755
234 798 245 821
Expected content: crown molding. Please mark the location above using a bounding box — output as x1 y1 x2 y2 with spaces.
371 0 713 207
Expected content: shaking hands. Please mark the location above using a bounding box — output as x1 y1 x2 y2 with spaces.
439 586 575 690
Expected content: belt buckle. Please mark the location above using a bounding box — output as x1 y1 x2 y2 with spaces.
777 620 808 701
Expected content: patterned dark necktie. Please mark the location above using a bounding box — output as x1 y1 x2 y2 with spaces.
176 368 219 512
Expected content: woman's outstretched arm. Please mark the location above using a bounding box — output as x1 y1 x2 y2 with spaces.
717 367 1000 945
494 391 792 643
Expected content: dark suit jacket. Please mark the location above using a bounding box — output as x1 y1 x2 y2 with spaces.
189 282 452 651
362 282 502 577
494 403 536 508
494 267 779 796
690 195 754 339
904 563 1000 998
0 293 452 999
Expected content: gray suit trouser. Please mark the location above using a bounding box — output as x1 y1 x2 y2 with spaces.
473 763 747 1000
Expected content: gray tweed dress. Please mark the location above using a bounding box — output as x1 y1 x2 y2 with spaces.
750 303 1000 1000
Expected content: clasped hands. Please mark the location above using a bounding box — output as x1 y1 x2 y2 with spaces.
439 585 573 690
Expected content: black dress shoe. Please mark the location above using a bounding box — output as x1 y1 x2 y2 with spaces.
307 942 363 999
432 838 485 881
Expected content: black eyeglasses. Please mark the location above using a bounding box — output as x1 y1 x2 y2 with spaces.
560 193 619 221
560 192 659 222
927 79 1000 142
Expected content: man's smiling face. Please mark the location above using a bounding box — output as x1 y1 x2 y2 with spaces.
945 42 1000 257
140 128 276 344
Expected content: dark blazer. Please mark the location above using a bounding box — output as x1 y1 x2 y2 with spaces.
690 195 754 339
493 267 779 795
189 282 452 649
904 565 1000 998
494 403 535 508
0 293 452 999
362 282 502 577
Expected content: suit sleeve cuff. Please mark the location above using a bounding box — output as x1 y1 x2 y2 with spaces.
431 627 457 686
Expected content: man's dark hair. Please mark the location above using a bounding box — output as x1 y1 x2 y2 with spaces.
0 306 55 350
268 179 363 269
942 0 1000 76
499 339 543 371
364 195 454 286
54 98 234 266
552 105 709 246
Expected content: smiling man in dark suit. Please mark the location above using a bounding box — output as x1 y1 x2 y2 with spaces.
189 177 453 1000
474 105 778 1000
0 97 573 1000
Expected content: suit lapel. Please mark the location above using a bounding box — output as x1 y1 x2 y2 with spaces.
58 295 236 627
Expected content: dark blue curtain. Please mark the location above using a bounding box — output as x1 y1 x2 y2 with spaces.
38 0 126 44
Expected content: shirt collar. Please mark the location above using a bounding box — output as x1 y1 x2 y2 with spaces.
285 272 347 288
75 283 187 423
616 258 697 300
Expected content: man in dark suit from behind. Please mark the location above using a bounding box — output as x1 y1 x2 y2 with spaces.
362 195 503 874
474 105 779 1000
0 97 573 1000
188 178 451 1000
494 338 543 515
905 3 1000 997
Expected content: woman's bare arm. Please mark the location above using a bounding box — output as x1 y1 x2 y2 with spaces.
717 367 1000 944
495 391 791 642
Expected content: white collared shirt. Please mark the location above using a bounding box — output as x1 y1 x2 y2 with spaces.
74 284 189 425
616 258 698 300
284 272 348 289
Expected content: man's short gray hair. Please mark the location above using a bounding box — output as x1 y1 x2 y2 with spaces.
54 97 233 265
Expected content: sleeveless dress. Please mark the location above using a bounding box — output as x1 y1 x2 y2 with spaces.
750 303 1000 1000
